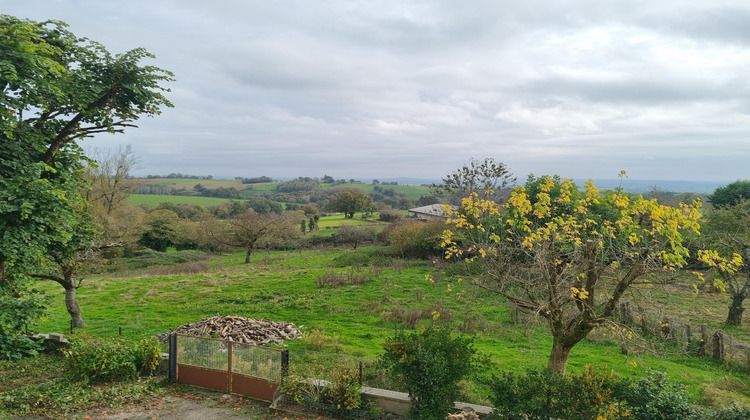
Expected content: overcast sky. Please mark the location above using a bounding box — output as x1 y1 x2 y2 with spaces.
7 1 750 182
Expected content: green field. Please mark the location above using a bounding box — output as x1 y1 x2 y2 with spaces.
32 246 750 407
128 194 233 207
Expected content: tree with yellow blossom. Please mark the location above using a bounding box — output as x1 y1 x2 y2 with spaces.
442 173 702 374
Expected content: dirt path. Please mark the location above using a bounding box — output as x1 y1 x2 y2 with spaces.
28 391 331 420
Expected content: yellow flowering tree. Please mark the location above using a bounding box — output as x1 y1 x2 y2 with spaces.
443 174 702 374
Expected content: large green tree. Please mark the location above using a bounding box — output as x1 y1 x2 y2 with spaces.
0 16 172 340
326 188 376 218
709 180 750 208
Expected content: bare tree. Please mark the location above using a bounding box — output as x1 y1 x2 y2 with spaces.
432 158 516 204
204 212 303 263
86 145 144 215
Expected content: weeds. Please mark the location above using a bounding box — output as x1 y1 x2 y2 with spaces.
316 267 381 287
302 329 343 352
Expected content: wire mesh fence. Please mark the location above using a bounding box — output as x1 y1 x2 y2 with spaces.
176 335 228 371
232 342 284 382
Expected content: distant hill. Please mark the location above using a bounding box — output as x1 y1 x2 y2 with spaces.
369 177 727 194
580 179 726 194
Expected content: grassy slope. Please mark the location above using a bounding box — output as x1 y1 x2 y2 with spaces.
32 247 750 407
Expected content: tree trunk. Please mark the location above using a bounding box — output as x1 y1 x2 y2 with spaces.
244 249 252 264
547 340 572 375
726 295 745 326
64 283 85 329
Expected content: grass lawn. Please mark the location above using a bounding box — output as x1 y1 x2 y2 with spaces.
31 246 750 408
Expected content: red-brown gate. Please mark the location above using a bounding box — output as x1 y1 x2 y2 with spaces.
172 334 287 401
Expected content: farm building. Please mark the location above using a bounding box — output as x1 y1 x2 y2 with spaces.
407 204 456 221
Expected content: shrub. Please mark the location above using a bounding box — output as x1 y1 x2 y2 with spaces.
379 211 404 223
488 367 719 420
487 366 627 420
709 403 750 420
383 221 447 259
380 325 483 420
280 366 362 415
65 335 161 382
611 371 700 420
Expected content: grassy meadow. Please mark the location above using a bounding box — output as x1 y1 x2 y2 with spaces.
31 245 750 408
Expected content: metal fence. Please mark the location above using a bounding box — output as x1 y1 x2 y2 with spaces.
171 334 287 401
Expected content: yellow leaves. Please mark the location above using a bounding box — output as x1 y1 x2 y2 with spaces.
570 286 590 300
614 193 629 208
698 249 743 274
627 232 640 246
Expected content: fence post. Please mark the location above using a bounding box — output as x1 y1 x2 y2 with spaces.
358 360 364 386
227 341 233 393
713 331 725 361
685 325 692 350
169 333 177 382
699 325 708 356
281 349 290 385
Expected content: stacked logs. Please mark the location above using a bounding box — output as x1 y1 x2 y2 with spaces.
159 314 301 345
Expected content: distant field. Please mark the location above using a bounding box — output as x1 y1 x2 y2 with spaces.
143 178 250 190
128 194 232 207
138 178 432 200
320 183 432 199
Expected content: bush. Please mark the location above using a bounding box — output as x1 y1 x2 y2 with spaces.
488 365 632 420
280 366 363 416
611 371 700 420
379 325 483 420
379 211 404 223
488 367 720 420
65 335 161 382
709 403 750 420
383 221 447 259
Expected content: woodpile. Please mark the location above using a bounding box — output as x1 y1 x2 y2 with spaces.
159 314 302 345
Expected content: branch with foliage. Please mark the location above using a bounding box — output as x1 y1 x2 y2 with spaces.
0 15 172 355
699 200 750 326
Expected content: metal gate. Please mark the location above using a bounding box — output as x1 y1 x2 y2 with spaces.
169 334 288 401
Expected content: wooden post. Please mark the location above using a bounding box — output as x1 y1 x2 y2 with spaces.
713 331 725 361
699 325 708 356
359 360 364 386
685 325 692 350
